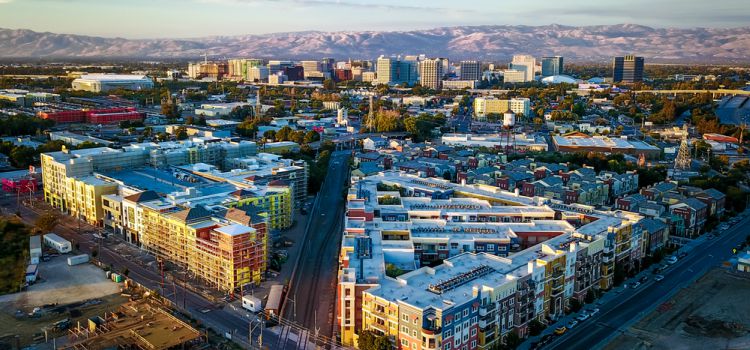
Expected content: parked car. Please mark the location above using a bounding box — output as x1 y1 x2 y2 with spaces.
666 256 678 264
554 326 567 335
567 319 579 329
576 311 590 321
588 308 600 317
654 274 665 282
630 281 641 288
639 276 649 283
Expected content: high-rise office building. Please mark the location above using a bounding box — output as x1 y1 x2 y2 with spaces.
509 55 536 82
613 55 644 83
541 56 564 77
459 60 482 81
375 56 418 86
418 58 444 90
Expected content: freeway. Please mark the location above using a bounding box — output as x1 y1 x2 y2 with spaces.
541 211 750 350
284 151 352 344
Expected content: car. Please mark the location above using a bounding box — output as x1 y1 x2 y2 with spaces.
654 274 665 282
630 282 641 288
678 252 688 259
567 319 579 329
666 256 678 264
554 326 567 335
652 267 662 274
588 308 600 317
639 276 649 283
576 312 590 321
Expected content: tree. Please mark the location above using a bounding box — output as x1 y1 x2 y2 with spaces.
528 319 545 336
358 330 390 350
585 288 596 304
35 213 58 232
323 79 337 91
303 130 319 144
569 298 583 313
175 127 189 140
161 101 180 119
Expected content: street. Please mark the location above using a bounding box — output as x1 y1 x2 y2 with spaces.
537 211 750 350
0 191 315 349
284 151 351 346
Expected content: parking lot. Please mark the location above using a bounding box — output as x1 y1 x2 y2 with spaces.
0 255 126 347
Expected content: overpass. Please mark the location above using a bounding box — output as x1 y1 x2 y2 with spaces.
632 89 750 98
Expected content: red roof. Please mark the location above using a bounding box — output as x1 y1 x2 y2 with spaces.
703 133 738 143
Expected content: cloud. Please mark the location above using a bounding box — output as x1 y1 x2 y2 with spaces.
0 0 15 3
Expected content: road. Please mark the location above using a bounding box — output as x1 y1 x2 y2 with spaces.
285 150 351 345
541 212 750 350
1 193 314 349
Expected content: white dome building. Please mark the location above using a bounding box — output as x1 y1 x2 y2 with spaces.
541 75 579 84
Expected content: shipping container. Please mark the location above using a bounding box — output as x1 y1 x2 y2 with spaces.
43 233 71 254
242 295 263 313
67 254 89 266
264 284 284 317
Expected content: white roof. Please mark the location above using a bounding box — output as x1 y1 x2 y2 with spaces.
214 223 254 236
76 74 151 82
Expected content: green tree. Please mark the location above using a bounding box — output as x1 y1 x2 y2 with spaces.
175 127 189 140
528 319 545 336
358 330 390 350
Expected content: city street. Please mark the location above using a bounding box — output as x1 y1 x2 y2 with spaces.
533 211 750 350
0 191 319 349
284 151 351 345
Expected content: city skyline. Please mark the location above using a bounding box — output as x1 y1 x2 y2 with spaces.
0 0 748 39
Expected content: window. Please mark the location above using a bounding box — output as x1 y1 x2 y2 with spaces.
445 318 452 326
471 328 477 336
476 246 484 251
402 326 409 333
413 330 417 337
455 313 461 321
401 339 409 346
445 330 452 338
487 244 495 251
403 314 409 321
463 309 469 317
444 344 451 350
454 338 460 347
414 318 418 325
471 340 477 348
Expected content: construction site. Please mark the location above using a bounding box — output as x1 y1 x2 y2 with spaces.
62 298 203 350
605 268 750 350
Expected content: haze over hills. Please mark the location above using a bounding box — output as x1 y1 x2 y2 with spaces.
1 24 750 62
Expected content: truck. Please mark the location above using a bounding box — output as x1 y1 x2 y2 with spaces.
25 264 38 283
29 235 42 264
43 233 71 254
67 254 89 266
242 295 263 313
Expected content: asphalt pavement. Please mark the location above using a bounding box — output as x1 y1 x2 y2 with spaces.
537 211 750 350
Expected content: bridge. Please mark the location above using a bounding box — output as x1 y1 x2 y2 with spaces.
632 89 750 97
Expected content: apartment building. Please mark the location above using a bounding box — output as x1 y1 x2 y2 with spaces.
338 172 642 349
473 97 531 119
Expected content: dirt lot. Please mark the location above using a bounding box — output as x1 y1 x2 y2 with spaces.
605 269 750 350
0 255 127 347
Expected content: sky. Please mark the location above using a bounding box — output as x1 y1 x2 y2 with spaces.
0 0 748 39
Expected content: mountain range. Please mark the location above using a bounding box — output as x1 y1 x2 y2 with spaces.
1 24 750 63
